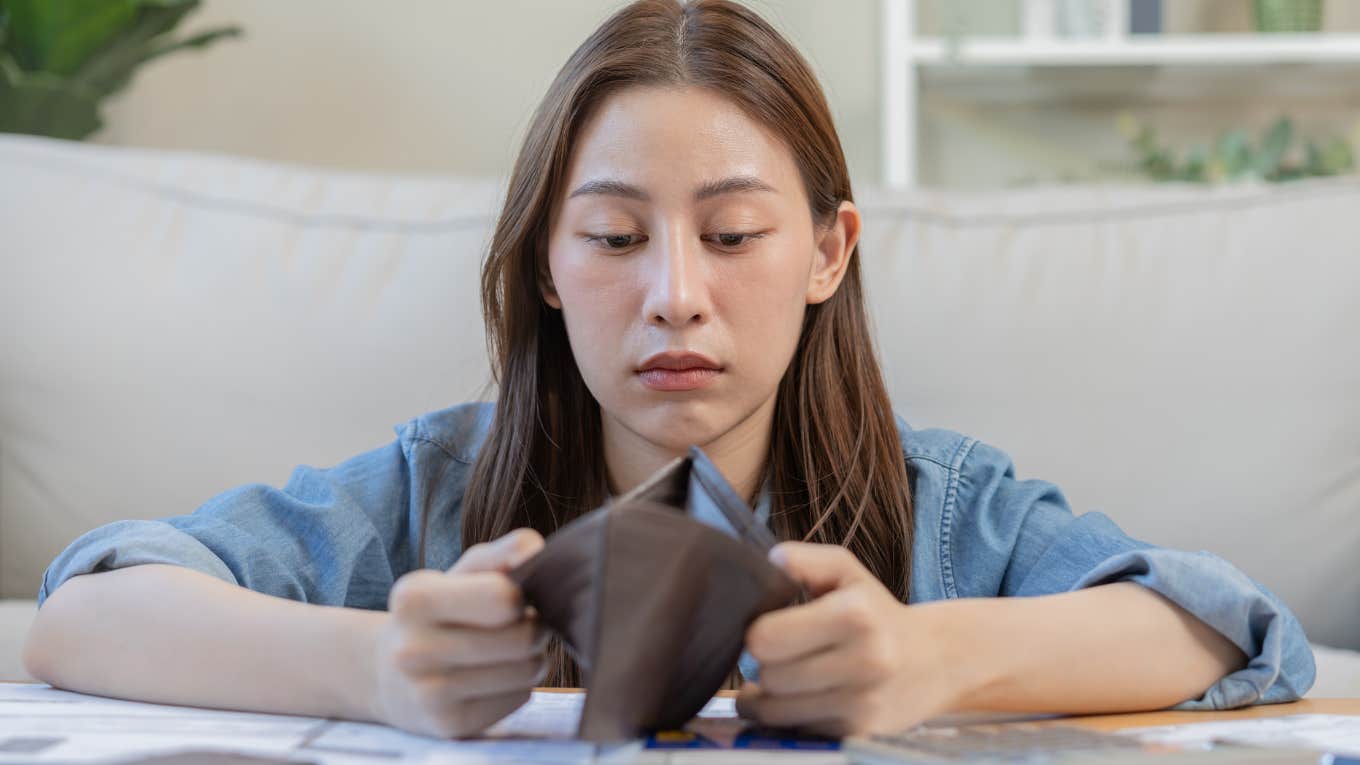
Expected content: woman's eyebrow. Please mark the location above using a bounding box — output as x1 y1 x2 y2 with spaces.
566 175 777 202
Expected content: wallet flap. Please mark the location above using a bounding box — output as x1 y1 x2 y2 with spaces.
686 446 778 552
611 454 689 508
505 508 608 674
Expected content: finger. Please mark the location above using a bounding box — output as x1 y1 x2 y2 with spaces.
736 682 864 730
754 643 865 696
439 686 535 740
397 620 549 674
799 718 860 740
389 569 524 628
801 707 927 739
746 586 872 663
769 541 872 597
450 528 545 575
420 655 547 705
734 680 766 720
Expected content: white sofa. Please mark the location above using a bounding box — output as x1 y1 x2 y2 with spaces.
2 134 1358 697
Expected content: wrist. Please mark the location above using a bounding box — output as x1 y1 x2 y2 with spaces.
920 597 1017 714
333 606 389 723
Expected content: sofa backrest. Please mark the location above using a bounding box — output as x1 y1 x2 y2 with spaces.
2 134 1357 648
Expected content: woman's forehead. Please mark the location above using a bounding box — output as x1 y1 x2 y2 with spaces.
562 85 801 207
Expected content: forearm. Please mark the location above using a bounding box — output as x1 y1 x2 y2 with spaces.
944 581 1248 715
23 564 385 721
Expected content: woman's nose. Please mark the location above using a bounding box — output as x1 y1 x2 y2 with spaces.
642 229 710 328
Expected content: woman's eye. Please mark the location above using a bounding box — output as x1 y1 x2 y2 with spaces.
709 232 765 249
585 234 643 251
583 232 765 251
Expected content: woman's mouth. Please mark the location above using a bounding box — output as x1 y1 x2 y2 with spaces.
636 351 723 392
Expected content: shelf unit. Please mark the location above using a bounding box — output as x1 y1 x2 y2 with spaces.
881 0 1360 187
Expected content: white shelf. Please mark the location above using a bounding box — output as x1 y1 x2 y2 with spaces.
908 34 1360 67
880 0 1360 188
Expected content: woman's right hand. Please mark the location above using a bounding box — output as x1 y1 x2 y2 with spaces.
369 528 549 738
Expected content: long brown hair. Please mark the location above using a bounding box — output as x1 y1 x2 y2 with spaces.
462 0 914 689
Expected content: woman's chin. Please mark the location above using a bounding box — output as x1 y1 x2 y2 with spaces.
630 406 726 452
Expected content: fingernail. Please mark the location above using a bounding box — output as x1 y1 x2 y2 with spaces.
769 545 788 567
504 531 532 564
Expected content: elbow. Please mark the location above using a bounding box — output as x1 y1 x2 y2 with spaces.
1244 596 1317 705
1170 615 1317 711
22 607 59 685
21 577 87 687
1270 624 1317 703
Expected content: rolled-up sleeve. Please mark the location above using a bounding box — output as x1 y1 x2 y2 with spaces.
950 438 1316 709
37 432 416 612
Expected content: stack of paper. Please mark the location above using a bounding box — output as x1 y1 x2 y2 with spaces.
0 684 844 764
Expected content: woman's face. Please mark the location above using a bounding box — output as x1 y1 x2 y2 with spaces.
544 84 856 454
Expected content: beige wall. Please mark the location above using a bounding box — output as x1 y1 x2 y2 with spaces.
94 0 1360 189
96 0 882 187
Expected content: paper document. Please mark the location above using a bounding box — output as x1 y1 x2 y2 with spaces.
0 684 602 763
0 683 837 764
1122 714 1360 757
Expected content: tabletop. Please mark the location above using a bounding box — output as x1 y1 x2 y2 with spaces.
5 680 1358 733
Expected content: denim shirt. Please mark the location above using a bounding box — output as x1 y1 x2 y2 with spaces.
37 401 1316 709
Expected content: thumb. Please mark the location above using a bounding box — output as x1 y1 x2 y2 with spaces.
734 680 762 720
449 527 545 574
768 541 870 598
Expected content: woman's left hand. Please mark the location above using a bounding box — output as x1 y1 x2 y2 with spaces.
735 541 970 738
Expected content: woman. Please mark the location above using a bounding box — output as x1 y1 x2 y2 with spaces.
26 0 1313 742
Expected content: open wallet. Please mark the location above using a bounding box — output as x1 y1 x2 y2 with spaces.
506 446 805 742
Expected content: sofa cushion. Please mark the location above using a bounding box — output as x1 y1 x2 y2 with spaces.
0 135 497 602
856 180 1360 649
1309 644 1360 698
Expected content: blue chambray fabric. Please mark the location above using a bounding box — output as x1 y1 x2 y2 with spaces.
37 401 1315 709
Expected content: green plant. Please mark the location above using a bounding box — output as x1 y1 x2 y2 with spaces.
0 0 240 140
1119 114 1357 184
1253 0 1323 33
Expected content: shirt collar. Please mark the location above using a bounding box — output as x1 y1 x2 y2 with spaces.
752 474 773 528
607 467 773 528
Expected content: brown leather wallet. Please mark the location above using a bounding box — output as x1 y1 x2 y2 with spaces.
507 446 801 742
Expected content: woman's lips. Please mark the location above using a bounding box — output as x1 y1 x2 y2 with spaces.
637 367 721 391
636 350 722 391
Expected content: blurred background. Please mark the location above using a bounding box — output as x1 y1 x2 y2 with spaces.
4 0 1359 189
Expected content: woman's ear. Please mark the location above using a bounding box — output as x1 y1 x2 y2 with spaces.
539 265 562 310
806 200 860 305
537 231 563 309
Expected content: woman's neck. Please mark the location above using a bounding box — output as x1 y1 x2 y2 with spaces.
602 395 776 508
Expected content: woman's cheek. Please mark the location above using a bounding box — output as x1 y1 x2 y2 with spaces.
557 298 637 411
734 270 806 348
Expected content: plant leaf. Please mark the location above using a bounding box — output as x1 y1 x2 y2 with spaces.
1127 116 1353 185
0 0 237 140
0 0 139 75
1216 129 1252 179
139 25 239 67
1320 137 1355 175
69 0 229 97
1183 146 1207 182
0 53 101 138
1304 141 1325 176
1255 116 1292 179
